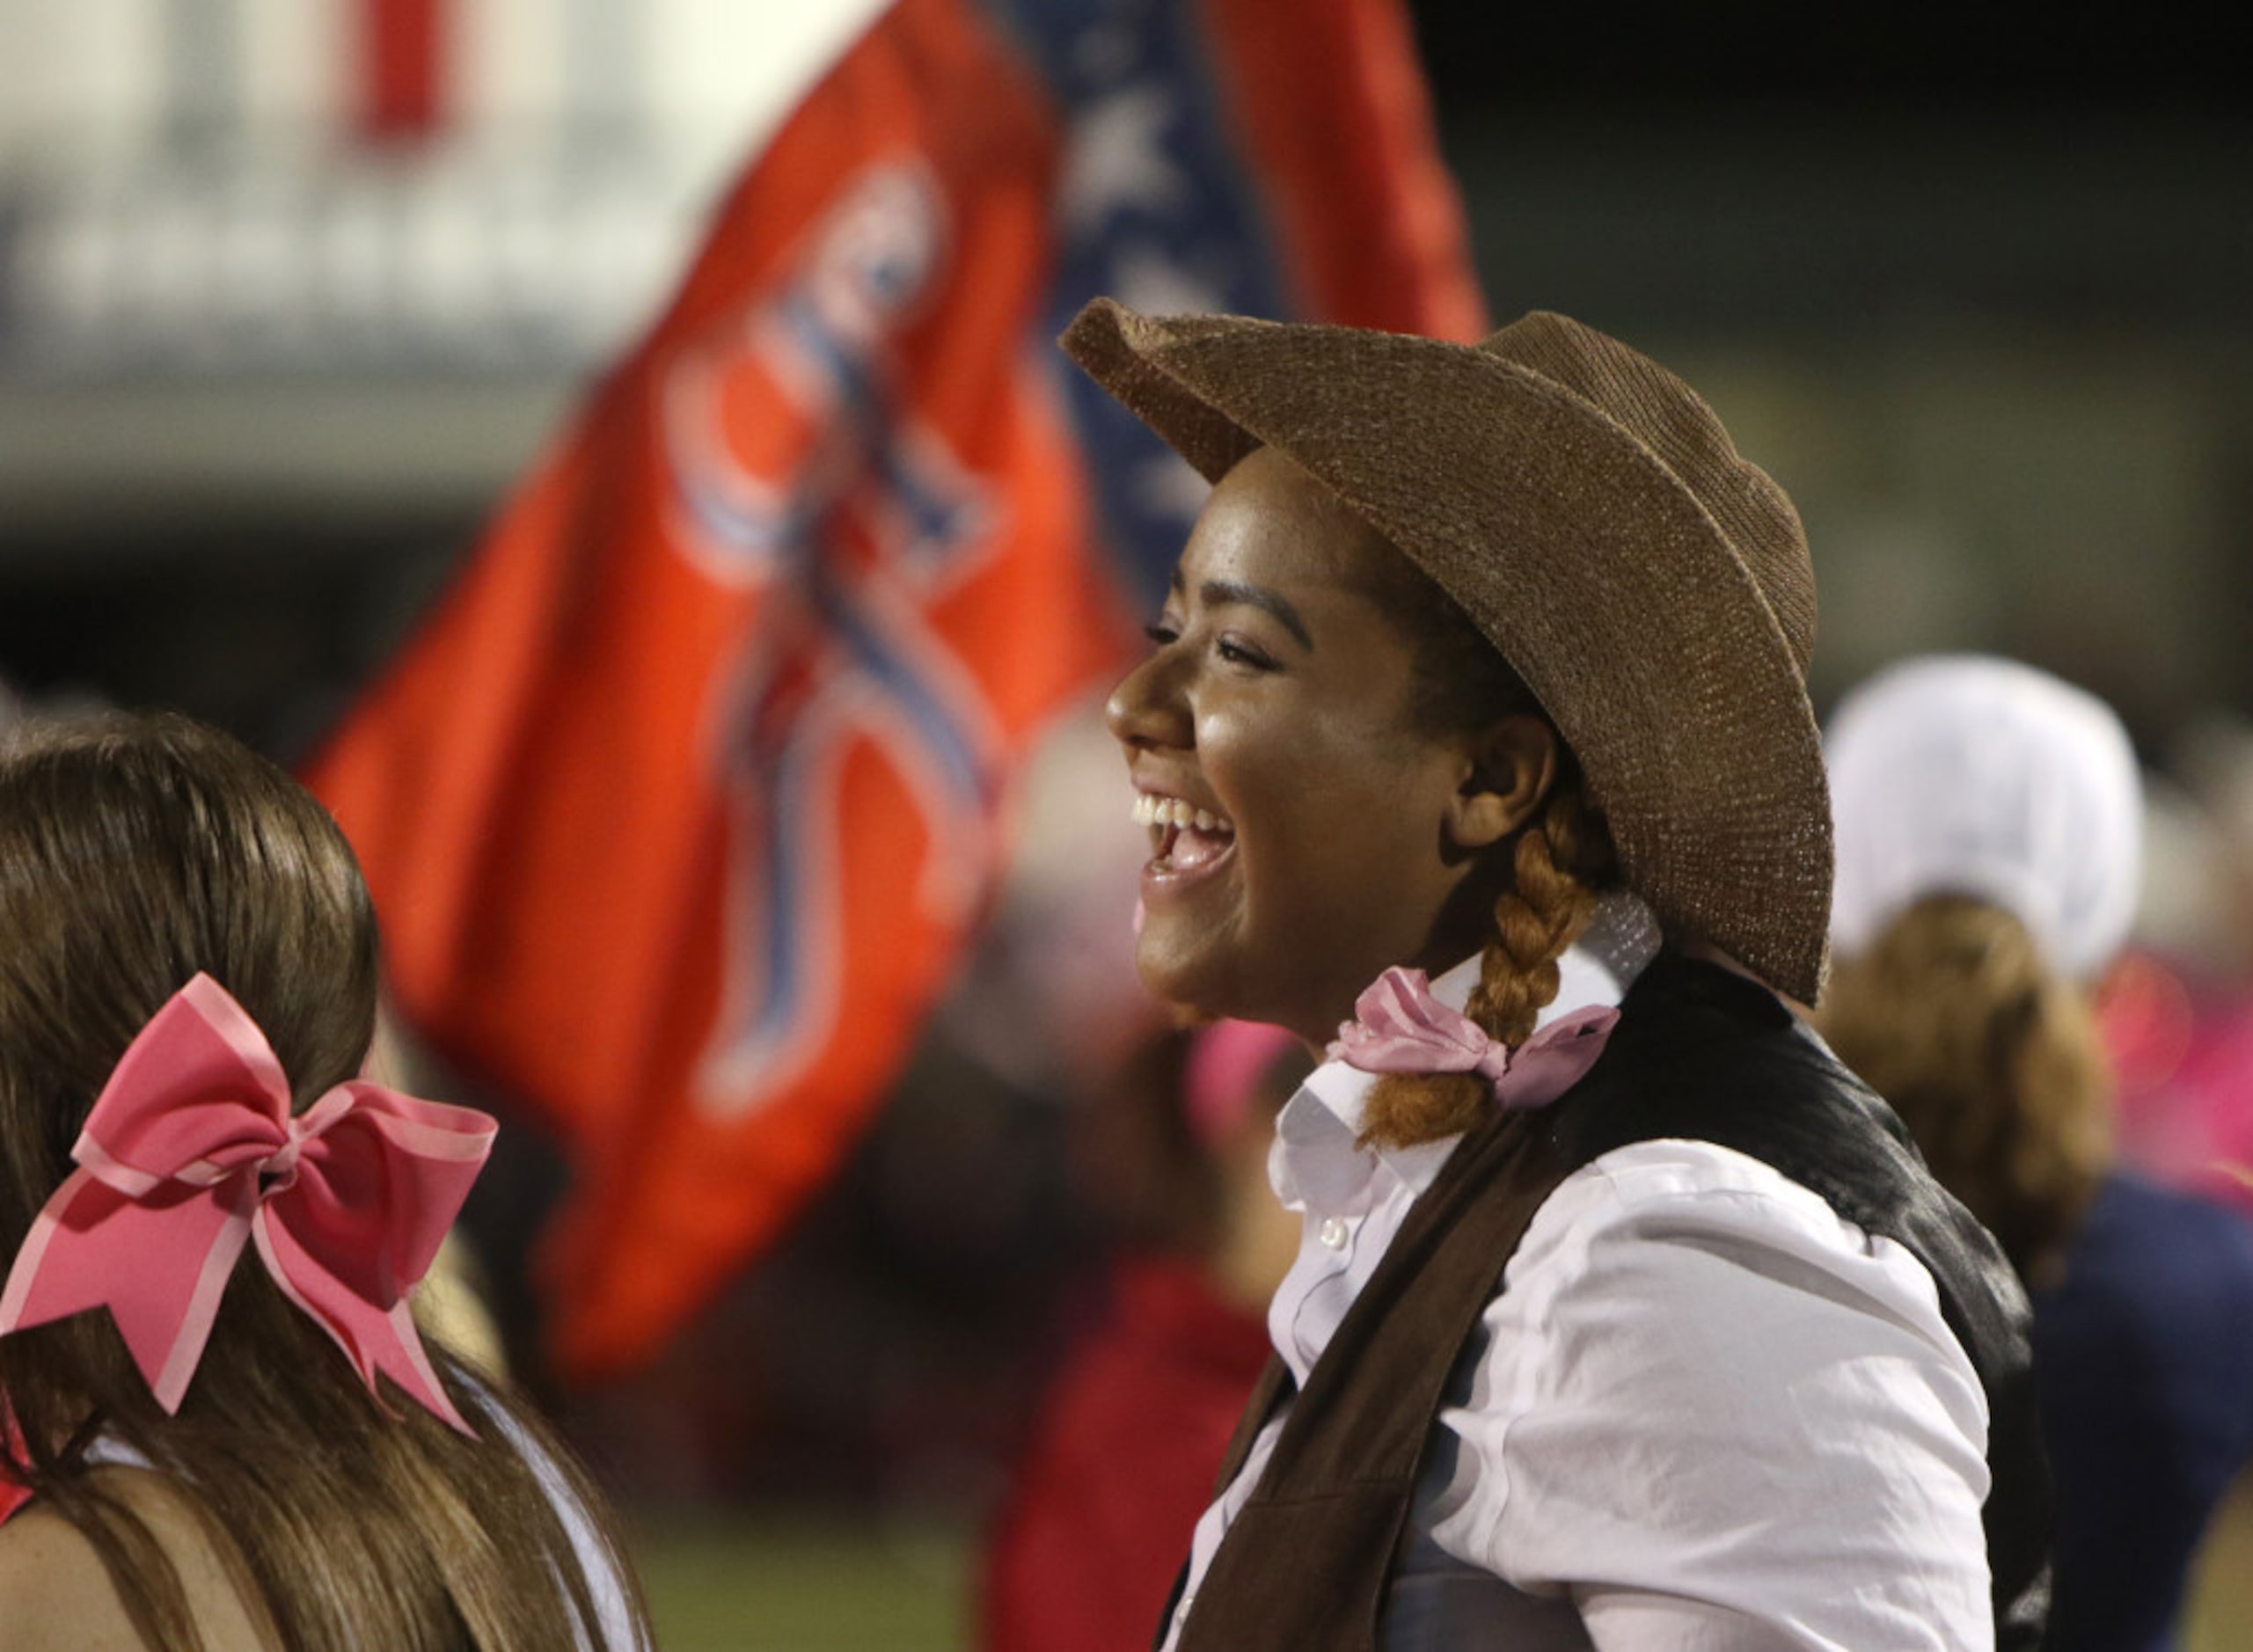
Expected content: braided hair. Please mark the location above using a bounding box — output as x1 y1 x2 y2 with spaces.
1348 546 1620 1151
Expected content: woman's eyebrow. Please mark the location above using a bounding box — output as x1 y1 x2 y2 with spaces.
1199 580 1313 651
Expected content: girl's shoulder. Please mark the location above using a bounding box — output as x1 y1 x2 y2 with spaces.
1516 1137 1978 1373
0 1466 279 1652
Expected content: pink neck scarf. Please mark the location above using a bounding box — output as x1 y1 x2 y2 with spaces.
1328 966 1618 1114
0 974 495 1435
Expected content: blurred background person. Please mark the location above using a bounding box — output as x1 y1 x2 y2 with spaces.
1820 654 2253 1652
981 1020 1309 1652
2103 723 2253 1228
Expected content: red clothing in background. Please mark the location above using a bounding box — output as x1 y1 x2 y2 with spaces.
2 1417 26 1524
984 1260 1273 1652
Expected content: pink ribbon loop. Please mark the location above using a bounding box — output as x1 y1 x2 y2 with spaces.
1329 966 1619 1114
0 974 495 1435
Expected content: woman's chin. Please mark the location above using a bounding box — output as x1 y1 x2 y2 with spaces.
1132 930 1320 1041
1133 926 1237 1024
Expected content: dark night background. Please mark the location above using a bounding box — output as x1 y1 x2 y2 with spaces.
4 4 2248 742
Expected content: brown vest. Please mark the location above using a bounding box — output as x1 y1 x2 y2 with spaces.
1168 954 2051 1651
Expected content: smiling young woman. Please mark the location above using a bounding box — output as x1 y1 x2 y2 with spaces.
1062 300 2051 1651
1111 446 1547 1045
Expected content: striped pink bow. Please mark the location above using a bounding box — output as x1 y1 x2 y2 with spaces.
0 974 495 1435
1328 967 1619 1113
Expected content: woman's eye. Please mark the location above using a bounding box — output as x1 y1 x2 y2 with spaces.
1216 637 1276 669
1143 619 1181 647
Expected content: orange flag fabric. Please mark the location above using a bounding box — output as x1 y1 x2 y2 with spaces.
310 0 1482 1378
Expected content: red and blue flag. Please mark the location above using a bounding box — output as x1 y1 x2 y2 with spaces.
309 0 1482 1378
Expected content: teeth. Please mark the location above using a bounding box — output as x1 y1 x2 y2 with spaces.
1130 793 1234 834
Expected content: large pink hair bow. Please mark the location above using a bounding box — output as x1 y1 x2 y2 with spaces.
1329 967 1619 1113
0 974 495 1435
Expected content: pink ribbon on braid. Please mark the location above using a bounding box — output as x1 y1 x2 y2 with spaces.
1328 967 1619 1113
0 974 494 1435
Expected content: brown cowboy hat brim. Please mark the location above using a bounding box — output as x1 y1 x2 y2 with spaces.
1062 297 1832 1004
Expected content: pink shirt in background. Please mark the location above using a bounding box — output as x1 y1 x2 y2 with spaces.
2104 950 2253 1219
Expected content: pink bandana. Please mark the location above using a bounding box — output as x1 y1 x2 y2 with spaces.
0 974 495 1435
1328 966 1618 1113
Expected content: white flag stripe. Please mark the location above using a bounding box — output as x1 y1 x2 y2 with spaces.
458 0 561 138
645 0 893 193
559 0 643 139
161 0 239 141
237 0 348 137
0 0 167 156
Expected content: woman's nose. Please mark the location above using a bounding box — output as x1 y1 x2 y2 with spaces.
1106 648 1191 752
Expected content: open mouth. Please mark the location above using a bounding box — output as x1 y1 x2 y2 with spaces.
1131 791 1237 875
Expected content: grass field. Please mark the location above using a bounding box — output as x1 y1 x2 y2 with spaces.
631 1517 972 1652
628 1489 2253 1651
2185 1476 2253 1652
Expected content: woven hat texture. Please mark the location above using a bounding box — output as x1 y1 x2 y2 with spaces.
1061 297 1833 1002
1827 654 2141 982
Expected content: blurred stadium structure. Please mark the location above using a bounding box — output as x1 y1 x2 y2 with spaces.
4 1 2252 729
0 0 902 764
4 4 2253 1646
0 0 876 374
3 3 2249 743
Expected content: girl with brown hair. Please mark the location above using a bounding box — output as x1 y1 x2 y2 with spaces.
0 710 650 1651
1061 300 2047 1649
1820 654 2253 1652
1819 656 2136 1290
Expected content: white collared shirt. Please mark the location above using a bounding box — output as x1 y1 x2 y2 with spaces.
1162 893 1993 1651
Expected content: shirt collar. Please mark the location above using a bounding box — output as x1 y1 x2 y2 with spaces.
1275 888 1664 1210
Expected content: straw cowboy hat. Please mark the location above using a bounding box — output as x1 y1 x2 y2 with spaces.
1061 297 1832 1004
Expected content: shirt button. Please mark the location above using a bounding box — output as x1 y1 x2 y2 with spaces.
1318 1217 1349 1250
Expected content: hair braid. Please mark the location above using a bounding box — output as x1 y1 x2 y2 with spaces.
1359 778 1619 1151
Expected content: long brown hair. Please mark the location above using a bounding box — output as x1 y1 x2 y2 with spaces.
1817 894 2110 1286
0 711 649 1650
1350 550 1620 1151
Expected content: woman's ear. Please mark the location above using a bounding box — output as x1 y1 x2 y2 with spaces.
1445 714 1557 852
